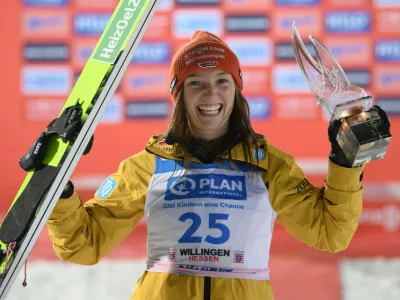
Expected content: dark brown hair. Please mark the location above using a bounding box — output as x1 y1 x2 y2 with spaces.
153 85 265 173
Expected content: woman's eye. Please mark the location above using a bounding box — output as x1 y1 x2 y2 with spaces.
217 79 228 84
189 81 202 86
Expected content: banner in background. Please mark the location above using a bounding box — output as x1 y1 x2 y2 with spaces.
3 1 399 229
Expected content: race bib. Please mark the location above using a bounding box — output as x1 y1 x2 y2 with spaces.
144 157 276 280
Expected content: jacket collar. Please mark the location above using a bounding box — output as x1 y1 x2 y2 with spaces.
145 134 269 171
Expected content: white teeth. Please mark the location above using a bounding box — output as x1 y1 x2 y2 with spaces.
198 104 221 111
199 104 222 115
200 110 219 115
198 104 221 116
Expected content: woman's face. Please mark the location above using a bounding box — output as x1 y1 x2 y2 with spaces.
183 69 236 140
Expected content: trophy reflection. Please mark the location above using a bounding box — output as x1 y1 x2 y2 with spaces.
291 22 392 167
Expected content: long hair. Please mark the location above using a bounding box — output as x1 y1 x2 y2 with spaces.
153 85 265 173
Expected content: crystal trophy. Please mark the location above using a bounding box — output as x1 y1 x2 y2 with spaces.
291 22 392 167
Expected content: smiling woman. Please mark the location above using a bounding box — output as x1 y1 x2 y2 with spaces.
183 70 235 139
153 31 264 168
44 30 390 300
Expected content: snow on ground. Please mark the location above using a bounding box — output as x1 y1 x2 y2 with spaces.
7 260 146 300
340 258 400 300
6 258 400 300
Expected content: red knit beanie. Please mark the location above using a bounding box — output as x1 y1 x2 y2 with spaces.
168 30 243 101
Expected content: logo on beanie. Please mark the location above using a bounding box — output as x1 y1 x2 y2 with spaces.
198 61 218 68
184 46 225 59
186 54 225 66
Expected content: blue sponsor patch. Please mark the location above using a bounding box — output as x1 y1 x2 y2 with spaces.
325 12 371 33
279 15 316 30
96 177 118 200
24 44 69 62
254 148 265 161
225 15 270 32
380 73 400 86
74 14 111 35
346 70 371 88
22 67 71 95
227 39 272 66
165 174 247 201
125 101 170 118
375 40 400 62
248 97 271 120
273 67 309 93
173 11 222 38
130 42 170 64
27 15 66 31
129 73 166 88
376 98 400 115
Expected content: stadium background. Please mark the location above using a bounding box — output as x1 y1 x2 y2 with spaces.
0 0 399 299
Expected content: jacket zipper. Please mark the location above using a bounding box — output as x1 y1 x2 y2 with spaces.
204 276 211 300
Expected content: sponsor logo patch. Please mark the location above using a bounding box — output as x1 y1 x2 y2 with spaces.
123 68 169 98
23 10 69 38
275 42 317 61
247 98 271 120
74 13 111 35
346 70 371 87
225 15 270 32
131 42 170 64
375 98 400 115
226 38 272 66
165 174 247 201
172 9 223 38
323 37 372 67
24 44 69 62
272 65 310 94
274 9 322 38
253 148 265 160
375 40 400 62
125 101 170 118
22 66 72 95
96 177 118 200
325 11 371 33
198 61 218 68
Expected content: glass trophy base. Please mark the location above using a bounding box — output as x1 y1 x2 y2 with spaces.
337 109 392 167
330 96 372 120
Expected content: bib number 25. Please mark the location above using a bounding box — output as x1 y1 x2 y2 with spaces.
178 212 230 245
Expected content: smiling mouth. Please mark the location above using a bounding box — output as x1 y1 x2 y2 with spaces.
198 104 223 116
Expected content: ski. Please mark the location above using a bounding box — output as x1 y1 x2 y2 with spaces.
0 0 160 298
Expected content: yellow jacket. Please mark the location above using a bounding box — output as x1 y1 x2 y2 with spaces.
46 136 365 300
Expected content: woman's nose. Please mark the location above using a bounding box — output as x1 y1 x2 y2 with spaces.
204 84 218 98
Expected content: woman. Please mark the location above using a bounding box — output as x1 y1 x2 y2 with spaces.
47 30 368 300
